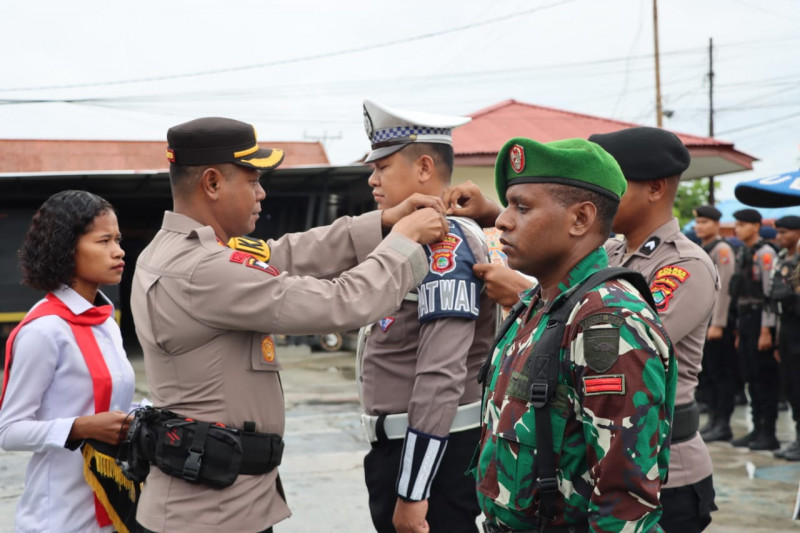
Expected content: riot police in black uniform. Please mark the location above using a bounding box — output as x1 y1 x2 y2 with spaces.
729 208 780 450
768 215 800 460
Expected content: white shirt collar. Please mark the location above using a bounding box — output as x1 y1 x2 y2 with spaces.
52 285 113 315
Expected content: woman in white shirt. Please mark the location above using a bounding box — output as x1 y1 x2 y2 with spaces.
0 190 135 533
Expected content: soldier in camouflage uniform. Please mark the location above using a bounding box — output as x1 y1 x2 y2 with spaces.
768 215 800 460
474 137 676 533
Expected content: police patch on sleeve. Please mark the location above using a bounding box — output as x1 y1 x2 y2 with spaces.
418 219 482 323
229 250 280 276
650 265 690 312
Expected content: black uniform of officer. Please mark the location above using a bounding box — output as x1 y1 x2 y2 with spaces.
729 208 780 450
769 215 800 460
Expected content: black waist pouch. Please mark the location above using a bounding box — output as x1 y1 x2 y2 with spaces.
154 418 243 489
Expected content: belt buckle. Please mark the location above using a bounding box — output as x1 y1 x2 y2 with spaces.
359 414 375 443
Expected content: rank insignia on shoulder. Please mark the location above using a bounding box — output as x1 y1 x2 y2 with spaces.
583 374 625 396
378 317 395 332
582 326 620 372
640 237 661 255
228 236 270 262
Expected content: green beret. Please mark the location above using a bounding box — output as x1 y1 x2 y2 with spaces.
494 137 626 207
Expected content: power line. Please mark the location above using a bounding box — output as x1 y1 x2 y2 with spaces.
717 109 800 135
0 0 578 93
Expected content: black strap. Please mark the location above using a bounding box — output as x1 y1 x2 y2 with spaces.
701 238 724 255
478 300 530 386
671 401 700 443
183 421 210 482
528 267 655 525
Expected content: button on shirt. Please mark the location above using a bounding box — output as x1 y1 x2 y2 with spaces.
0 286 135 533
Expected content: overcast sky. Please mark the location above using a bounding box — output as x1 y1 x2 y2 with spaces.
1 0 798 200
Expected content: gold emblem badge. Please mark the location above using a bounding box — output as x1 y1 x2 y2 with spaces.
261 336 276 362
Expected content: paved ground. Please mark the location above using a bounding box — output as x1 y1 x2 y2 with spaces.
2 345 800 532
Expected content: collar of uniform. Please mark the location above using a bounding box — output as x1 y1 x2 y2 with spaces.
161 211 220 246
52 284 112 315
631 218 680 257
542 247 609 314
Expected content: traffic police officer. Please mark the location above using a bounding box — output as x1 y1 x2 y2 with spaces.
768 215 800 460
130 117 449 533
358 100 495 533
693 205 737 442
476 136 676 532
590 127 718 532
729 208 780 450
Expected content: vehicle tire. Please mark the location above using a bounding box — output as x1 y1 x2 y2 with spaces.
318 332 343 352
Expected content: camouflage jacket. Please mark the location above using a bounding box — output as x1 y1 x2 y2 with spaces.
474 247 676 532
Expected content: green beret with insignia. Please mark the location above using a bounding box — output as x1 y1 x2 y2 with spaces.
494 137 626 207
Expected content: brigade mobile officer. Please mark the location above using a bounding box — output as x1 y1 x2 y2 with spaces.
768 215 800 460
358 100 496 533
729 208 780 451
692 205 737 442
475 137 676 533
130 117 449 533
590 127 718 532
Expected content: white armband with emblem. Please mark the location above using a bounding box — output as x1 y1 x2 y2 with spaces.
396 427 449 502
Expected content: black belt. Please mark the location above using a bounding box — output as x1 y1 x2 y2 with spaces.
482 521 588 533
671 401 699 444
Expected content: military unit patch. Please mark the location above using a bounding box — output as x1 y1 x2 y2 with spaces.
510 144 525 173
718 246 731 264
583 374 625 396
650 265 690 312
582 327 621 372
762 252 774 271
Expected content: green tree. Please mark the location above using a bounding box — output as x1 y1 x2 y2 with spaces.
673 178 720 227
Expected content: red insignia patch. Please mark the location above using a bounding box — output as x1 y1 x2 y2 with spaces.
510 144 525 174
650 265 691 312
229 251 280 276
378 317 395 332
718 247 731 265
583 374 625 396
762 253 773 271
166 148 176 163
427 233 462 276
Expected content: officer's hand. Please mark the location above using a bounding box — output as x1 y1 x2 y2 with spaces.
392 498 429 533
474 263 535 307
774 349 781 363
707 325 723 341
758 327 773 351
442 180 502 228
734 331 739 351
391 207 448 245
381 193 445 231
69 411 132 445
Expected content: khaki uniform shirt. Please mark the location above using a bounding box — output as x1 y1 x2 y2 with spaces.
361 219 495 437
705 239 735 328
605 218 716 488
131 211 428 533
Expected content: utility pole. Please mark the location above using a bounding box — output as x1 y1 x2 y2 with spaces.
653 0 663 127
708 37 715 205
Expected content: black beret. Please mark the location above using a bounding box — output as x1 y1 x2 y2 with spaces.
733 208 762 223
167 117 284 170
588 126 690 181
693 204 722 221
775 215 800 230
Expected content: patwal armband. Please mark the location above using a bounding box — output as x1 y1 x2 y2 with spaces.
396 427 449 501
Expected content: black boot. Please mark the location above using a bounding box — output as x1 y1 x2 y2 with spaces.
749 420 780 451
775 440 800 459
701 419 733 442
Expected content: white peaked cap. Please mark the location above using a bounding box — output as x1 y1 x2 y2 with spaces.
363 99 471 163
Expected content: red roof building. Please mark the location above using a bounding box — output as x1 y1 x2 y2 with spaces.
0 139 329 173
452 99 756 182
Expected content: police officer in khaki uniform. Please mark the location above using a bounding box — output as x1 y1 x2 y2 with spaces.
729 208 780 450
590 127 718 533
130 117 450 533
768 215 800 460
693 205 737 442
358 101 496 533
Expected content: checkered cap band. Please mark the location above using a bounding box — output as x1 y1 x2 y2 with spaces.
372 126 451 144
